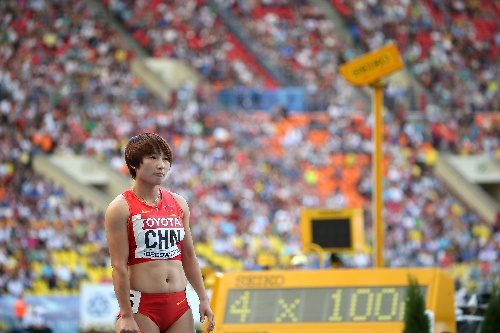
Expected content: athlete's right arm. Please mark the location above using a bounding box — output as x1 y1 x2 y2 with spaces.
104 196 140 333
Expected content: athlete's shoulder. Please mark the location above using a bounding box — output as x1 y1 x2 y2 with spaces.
164 190 185 203
167 191 189 212
104 194 129 227
107 193 128 208
106 194 129 215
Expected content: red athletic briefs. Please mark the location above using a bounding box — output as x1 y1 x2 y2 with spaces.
117 289 190 331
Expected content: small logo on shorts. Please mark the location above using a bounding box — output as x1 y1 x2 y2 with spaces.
177 298 186 305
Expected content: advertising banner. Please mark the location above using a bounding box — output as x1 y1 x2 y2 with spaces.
79 283 203 331
0 283 202 333
79 283 120 331
0 295 79 333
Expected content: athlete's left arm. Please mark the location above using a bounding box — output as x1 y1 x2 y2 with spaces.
172 192 215 332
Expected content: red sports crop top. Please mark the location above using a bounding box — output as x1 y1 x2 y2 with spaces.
123 189 184 265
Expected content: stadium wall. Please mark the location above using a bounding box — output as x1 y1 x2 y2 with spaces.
434 154 500 224
131 58 201 105
32 154 129 213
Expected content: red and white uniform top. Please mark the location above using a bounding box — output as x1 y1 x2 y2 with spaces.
123 189 184 265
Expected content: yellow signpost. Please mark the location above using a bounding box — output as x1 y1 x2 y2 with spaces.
339 43 404 268
339 43 404 86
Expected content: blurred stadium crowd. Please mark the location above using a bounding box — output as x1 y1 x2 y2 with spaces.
0 0 499 311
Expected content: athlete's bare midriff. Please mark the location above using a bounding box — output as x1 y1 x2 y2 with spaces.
129 260 187 293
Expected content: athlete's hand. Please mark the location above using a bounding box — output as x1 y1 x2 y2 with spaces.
199 299 215 333
119 315 141 333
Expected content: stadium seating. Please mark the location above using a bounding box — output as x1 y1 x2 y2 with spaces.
0 1 498 311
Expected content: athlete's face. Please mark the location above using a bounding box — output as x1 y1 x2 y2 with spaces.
136 152 171 185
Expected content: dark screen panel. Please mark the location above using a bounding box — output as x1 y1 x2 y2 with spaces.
311 218 351 248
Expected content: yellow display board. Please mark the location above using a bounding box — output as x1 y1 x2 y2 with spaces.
208 268 455 333
300 208 364 253
339 42 404 86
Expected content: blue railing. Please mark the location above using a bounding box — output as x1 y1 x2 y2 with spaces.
217 87 329 112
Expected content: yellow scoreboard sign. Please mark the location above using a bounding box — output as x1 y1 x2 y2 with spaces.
339 42 404 86
208 268 456 333
300 208 365 253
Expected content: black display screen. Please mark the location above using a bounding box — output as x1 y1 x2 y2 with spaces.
311 218 352 248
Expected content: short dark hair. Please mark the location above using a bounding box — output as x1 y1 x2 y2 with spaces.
124 133 173 179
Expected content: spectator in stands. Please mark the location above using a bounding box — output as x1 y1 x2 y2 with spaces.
105 133 215 333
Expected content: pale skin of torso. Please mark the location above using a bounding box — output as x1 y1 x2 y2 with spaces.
105 152 214 333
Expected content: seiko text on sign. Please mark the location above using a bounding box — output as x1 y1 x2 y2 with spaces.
339 43 404 86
